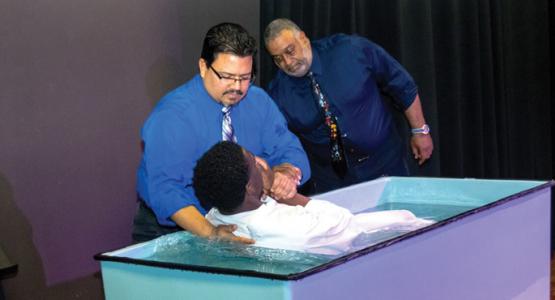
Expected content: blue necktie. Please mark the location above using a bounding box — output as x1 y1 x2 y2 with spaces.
222 106 237 143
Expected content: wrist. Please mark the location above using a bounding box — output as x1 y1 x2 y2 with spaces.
411 124 430 135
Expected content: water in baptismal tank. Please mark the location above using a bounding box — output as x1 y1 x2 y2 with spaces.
143 201 474 276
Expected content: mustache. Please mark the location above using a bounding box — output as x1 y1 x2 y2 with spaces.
286 62 301 73
223 89 243 96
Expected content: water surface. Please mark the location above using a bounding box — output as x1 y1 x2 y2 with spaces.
144 201 475 275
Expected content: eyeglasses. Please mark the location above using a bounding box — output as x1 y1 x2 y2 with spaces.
209 65 255 85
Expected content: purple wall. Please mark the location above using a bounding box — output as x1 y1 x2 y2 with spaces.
0 0 259 298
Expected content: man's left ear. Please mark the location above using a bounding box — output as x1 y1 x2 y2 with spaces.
245 182 254 196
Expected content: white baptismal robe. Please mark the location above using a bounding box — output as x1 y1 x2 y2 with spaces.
206 198 432 255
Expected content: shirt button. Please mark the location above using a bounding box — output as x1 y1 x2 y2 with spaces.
342 133 347 138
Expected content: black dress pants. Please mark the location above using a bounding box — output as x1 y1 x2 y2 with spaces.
131 200 180 243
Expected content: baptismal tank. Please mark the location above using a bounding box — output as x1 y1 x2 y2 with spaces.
95 177 553 300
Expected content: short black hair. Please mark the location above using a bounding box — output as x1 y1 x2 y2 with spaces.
193 141 249 214
200 22 257 77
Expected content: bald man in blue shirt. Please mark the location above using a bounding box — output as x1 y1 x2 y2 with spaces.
264 18 433 194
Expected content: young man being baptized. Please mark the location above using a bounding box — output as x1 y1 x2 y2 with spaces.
193 141 433 255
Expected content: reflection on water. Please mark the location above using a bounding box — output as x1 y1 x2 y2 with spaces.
145 232 335 275
144 202 476 276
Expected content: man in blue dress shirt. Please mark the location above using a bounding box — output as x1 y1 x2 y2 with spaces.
264 18 434 194
133 23 310 243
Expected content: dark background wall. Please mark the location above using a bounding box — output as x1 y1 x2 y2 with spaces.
0 0 259 298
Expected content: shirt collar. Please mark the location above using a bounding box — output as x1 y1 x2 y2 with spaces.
309 44 323 76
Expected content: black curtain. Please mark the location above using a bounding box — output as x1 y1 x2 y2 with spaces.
260 0 552 180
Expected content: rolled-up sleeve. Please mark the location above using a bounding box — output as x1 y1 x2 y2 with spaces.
360 38 418 110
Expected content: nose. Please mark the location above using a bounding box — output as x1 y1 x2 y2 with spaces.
282 55 294 67
232 79 242 88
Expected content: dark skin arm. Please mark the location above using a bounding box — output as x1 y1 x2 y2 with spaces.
171 205 254 244
404 94 434 165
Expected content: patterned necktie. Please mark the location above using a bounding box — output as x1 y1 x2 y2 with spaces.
307 71 348 178
222 106 237 143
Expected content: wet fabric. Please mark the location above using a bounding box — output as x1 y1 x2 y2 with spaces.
206 198 433 255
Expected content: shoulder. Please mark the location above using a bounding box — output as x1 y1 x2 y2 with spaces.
157 76 202 111
315 33 377 55
143 76 205 130
156 76 207 113
313 34 359 49
245 84 272 100
267 69 307 108
242 83 283 112
267 72 289 101
233 85 287 124
249 200 314 229
241 84 275 108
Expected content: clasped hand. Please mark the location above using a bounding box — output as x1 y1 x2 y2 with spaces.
270 163 301 200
